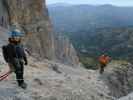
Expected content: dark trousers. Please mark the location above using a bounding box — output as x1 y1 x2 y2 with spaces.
99 63 106 74
9 59 24 85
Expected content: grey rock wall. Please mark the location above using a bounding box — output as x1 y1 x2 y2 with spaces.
0 0 79 66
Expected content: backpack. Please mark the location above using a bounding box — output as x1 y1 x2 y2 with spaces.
99 55 110 65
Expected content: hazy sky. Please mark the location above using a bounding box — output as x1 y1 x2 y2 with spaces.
46 0 133 6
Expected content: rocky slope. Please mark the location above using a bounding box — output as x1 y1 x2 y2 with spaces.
0 0 79 66
0 50 115 100
1 43 133 100
100 61 133 98
118 92 133 100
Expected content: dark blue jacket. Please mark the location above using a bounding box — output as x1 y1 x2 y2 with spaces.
2 43 27 64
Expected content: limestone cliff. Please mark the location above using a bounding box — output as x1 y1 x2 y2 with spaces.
0 0 79 66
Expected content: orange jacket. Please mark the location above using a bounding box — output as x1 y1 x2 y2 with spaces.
99 55 110 65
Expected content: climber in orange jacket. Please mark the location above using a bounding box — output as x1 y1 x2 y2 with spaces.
98 54 110 74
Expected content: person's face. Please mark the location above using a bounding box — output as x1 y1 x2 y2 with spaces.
9 37 21 44
14 37 20 42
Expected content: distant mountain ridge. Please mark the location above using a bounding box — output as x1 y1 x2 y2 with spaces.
48 4 133 33
48 3 73 7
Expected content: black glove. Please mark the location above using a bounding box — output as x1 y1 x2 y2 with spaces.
23 56 28 65
25 61 28 65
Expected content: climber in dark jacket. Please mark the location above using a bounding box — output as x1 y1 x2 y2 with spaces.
2 29 28 89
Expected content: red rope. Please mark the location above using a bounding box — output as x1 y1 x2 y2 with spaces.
0 70 11 81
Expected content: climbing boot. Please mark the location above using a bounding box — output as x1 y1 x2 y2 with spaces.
19 82 27 89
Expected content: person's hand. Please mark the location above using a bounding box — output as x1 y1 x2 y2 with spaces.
25 62 28 65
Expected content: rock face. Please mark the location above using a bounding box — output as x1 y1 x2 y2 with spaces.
102 61 133 98
118 92 133 100
0 27 9 46
0 0 9 28
54 35 79 66
117 86 133 100
0 0 79 66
